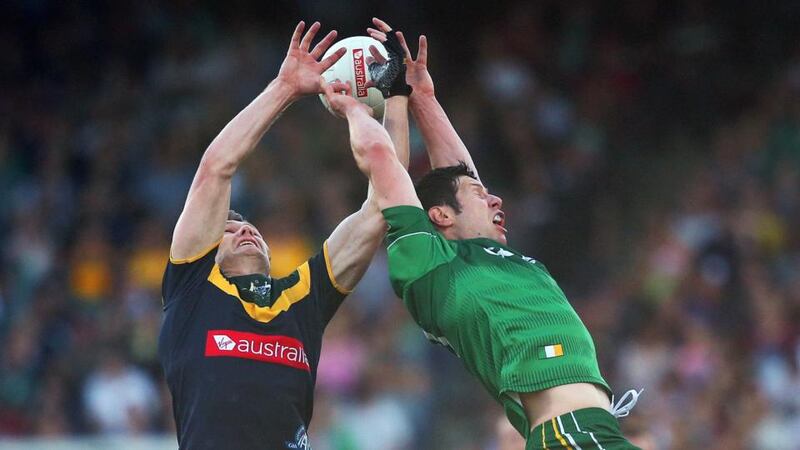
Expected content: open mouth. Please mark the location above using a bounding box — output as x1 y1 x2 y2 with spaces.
492 211 508 233
492 211 506 228
237 239 258 249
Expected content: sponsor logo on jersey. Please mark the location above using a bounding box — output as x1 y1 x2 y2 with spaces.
285 425 312 450
205 330 310 371
483 246 515 258
213 334 236 351
352 49 368 98
483 246 537 264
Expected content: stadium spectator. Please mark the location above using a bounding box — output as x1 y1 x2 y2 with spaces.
82 350 159 434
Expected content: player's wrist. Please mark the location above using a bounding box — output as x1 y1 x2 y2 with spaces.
386 94 409 103
385 95 409 108
344 102 372 119
409 89 437 107
269 77 300 104
387 76 413 97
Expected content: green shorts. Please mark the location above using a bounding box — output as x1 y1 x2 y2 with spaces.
527 407 641 450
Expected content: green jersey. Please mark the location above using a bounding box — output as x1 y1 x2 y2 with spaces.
383 206 611 436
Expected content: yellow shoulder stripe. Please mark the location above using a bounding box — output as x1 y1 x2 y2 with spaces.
207 264 241 298
323 240 352 294
206 262 311 324
170 239 222 264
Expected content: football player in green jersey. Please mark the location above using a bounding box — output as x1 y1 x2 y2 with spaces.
323 18 644 450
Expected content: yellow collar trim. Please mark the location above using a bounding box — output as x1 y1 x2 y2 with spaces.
207 262 311 323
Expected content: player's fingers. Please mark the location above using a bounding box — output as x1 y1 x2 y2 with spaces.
368 45 387 65
290 21 305 49
418 35 428 65
300 21 320 51
329 80 350 95
372 17 393 32
366 28 387 42
319 47 346 71
395 31 413 61
330 80 352 96
310 30 337 60
319 76 333 96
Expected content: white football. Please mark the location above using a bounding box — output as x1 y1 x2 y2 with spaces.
319 36 388 117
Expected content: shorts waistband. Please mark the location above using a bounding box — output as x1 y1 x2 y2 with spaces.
530 407 620 436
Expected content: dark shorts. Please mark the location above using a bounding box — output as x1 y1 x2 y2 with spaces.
527 407 642 450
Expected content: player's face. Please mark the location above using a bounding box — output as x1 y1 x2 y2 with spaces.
451 176 507 244
216 220 270 276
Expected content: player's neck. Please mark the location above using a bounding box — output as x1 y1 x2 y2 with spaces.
219 258 270 278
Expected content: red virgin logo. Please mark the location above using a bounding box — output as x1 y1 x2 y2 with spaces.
205 330 310 371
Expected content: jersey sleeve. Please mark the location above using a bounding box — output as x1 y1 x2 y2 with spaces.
161 242 219 309
307 242 349 327
382 205 457 298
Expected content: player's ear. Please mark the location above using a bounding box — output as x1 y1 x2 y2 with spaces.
428 206 454 228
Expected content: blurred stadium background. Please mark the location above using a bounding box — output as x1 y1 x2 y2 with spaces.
2 1 800 449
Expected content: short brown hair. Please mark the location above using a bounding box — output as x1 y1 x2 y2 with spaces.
227 210 245 221
414 162 477 214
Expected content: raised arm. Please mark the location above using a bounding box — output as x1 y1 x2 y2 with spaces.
323 80 420 213
368 18 479 179
324 93 410 290
170 21 344 261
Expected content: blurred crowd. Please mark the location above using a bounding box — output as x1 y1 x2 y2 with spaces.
1 1 799 449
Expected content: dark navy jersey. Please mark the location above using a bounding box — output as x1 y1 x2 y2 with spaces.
158 241 348 450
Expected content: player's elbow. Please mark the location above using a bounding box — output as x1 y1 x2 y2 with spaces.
362 140 394 163
356 141 395 175
198 152 236 180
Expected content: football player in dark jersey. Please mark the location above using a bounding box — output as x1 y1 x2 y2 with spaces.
158 21 409 449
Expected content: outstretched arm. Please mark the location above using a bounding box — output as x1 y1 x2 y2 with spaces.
325 94 410 291
323 80 420 211
383 96 410 169
368 18 479 179
170 21 344 261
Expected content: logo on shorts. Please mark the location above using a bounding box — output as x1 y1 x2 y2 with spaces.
285 425 312 450
213 334 236 351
